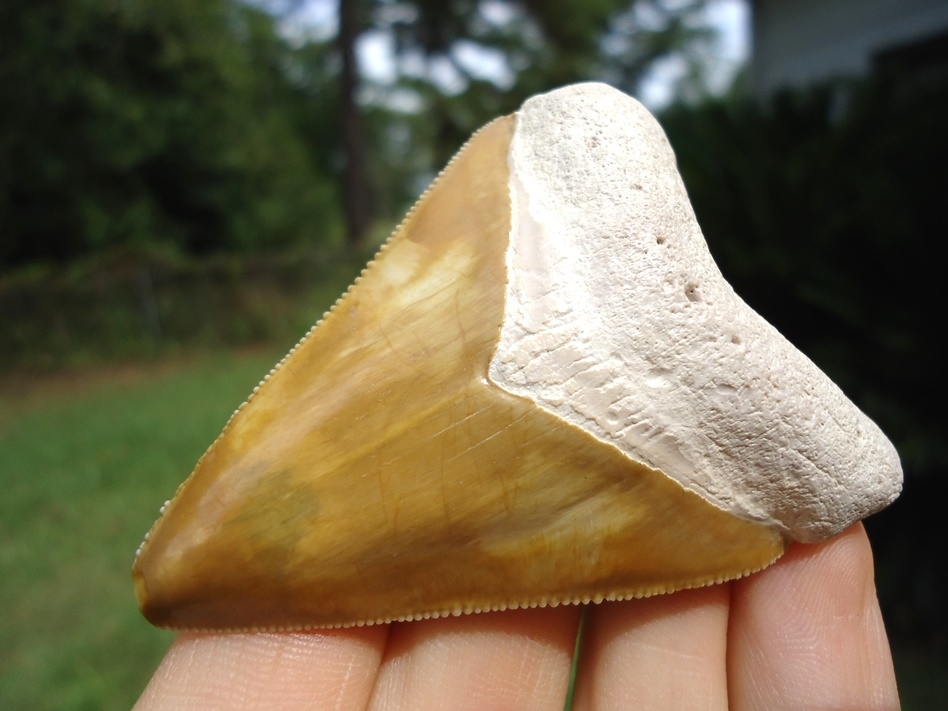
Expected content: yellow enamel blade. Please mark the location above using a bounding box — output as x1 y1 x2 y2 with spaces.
133 116 785 631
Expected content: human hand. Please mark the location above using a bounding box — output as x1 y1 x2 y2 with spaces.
133 522 899 710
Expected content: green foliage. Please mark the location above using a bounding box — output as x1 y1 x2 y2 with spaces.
0 0 343 268
0 245 367 371
0 0 720 267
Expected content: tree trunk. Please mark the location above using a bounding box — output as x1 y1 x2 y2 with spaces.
338 0 369 249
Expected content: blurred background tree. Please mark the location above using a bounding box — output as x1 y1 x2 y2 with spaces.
363 0 713 166
0 0 717 261
0 0 343 266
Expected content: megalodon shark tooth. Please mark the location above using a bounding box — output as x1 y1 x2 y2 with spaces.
133 82 902 632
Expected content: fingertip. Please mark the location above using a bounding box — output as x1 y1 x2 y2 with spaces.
572 586 731 711
134 626 389 711
728 523 899 710
369 606 582 711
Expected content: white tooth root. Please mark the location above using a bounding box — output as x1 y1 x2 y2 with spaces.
490 82 902 543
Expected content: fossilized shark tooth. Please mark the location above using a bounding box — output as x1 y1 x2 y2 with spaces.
133 83 902 631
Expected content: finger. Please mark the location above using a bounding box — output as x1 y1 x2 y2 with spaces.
728 523 899 710
367 605 582 711
572 585 730 711
133 625 389 711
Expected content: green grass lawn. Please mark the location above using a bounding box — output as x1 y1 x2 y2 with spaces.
1 348 944 710
0 349 285 710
